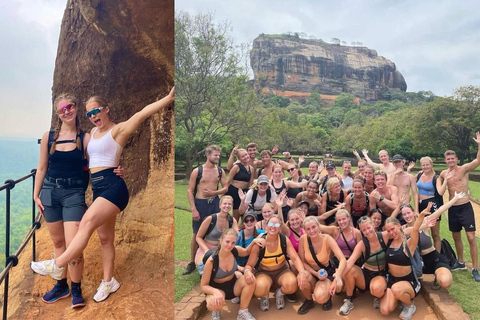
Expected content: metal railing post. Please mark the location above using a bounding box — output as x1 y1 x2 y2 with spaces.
31 169 37 262
3 179 15 320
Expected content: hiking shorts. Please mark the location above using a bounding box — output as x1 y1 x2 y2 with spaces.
192 197 220 233
448 202 475 232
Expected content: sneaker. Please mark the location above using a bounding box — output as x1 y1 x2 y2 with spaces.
286 293 297 302
432 278 440 290
71 285 85 308
211 310 221 320
231 296 240 304
373 297 380 309
31 259 64 280
237 309 256 320
275 288 285 310
182 261 196 275
473 268 480 282
297 299 315 315
451 260 467 271
260 295 269 311
42 282 70 303
339 299 354 315
322 297 332 311
399 302 416 320
197 262 204 276
93 277 121 302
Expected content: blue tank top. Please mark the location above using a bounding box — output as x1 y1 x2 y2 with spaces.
417 179 435 196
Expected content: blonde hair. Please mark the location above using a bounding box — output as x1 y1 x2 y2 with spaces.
220 195 233 205
419 156 436 174
303 216 320 228
326 177 341 198
214 228 238 255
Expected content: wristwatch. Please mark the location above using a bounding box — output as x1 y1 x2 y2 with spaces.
379 196 385 202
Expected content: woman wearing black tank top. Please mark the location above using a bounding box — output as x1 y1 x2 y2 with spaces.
225 148 253 221
319 178 347 226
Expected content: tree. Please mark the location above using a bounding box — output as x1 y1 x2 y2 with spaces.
175 12 262 177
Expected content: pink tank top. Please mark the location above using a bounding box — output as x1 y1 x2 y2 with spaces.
336 229 357 257
288 227 304 252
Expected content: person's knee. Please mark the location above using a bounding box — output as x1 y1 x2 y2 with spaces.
370 282 386 297
68 254 84 267
313 288 329 303
51 237 66 249
281 279 297 294
379 303 392 316
437 273 452 288
254 280 270 297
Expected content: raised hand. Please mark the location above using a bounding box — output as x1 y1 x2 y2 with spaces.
473 131 480 144
298 155 305 165
272 145 279 155
362 149 369 156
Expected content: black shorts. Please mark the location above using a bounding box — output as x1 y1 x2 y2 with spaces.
422 250 450 274
91 168 129 211
209 276 237 300
192 197 220 233
41 180 87 223
361 268 385 292
387 273 421 297
419 197 441 221
225 185 244 210
448 202 475 232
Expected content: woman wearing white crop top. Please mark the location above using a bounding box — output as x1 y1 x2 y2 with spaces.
32 87 175 302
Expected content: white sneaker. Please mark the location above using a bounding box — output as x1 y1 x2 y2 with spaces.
93 277 121 302
31 259 64 280
237 309 256 320
231 296 240 304
275 288 285 310
399 302 416 320
211 310 221 320
259 295 269 311
339 299 354 315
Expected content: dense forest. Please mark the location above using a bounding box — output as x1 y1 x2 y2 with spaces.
175 12 480 177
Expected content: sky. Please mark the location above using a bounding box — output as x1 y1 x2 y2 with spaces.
2 0 480 138
176 0 480 97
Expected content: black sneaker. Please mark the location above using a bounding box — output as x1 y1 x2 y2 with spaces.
286 293 297 302
322 297 332 311
432 278 440 290
42 282 70 303
182 261 196 275
472 268 480 282
298 299 315 315
451 260 467 271
71 285 85 308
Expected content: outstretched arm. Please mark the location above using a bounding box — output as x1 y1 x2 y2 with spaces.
226 145 239 171
114 87 174 146
427 192 466 221
362 149 381 170
464 132 480 172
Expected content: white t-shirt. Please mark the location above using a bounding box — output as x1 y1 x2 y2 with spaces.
245 188 276 211
342 176 354 191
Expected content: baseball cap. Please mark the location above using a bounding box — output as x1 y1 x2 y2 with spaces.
326 161 336 169
257 175 269 184
392 154 404 162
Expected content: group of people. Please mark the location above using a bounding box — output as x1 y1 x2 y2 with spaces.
183 136 480 320
30 88 175 307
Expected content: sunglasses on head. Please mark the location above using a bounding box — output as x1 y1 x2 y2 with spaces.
244 218 255 223
267 222 281 228
86 106 107 118
57 103 76 114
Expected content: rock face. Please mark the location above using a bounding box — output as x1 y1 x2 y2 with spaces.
251 35 407 101
5 1 174 319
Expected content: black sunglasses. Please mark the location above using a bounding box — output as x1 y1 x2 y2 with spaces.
244 218 255 223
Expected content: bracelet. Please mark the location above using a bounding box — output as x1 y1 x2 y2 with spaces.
244 269 252 273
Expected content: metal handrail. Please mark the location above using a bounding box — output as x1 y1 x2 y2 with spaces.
0 170 40 320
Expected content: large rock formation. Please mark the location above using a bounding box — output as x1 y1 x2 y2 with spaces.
4 1 174 319
251 34 407 101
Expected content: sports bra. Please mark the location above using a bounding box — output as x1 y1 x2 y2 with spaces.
325 192 345 225
418 230 433 251
271 179 286 195
87 128 123 168
215 258 238 279
204 218 223 242
286 177 304 198
303 234 330 268
336 229 357 257
386 245 411 266
417 179 435 197
260 235 286 267
351 193 369 217
232 163 251 182
301 193 318 216
288 227 304 252
365 247 387 268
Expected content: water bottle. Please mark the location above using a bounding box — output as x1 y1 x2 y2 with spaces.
318 268 327 280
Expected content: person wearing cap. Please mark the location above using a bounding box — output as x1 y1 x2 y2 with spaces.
361 149 396 174
319 161 344 196
236 211 265 267
239 175 277 219
387 154 419 218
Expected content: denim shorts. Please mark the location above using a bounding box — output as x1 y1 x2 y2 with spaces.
40 179 87 223
91 168 129 211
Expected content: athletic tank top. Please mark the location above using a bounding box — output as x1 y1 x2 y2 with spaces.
48 148 83 179
325 192 345 225
351 192 369 217
417 179 435 196
286 177 304 198
336 229 357 257
215 258 238 279
365 247 387 268
288 227 304 252
205 218 223 242
386 245 411 266
232 163 251 182
418 230 433 251
260 235 286 267
303 234 330 268
271 179 286 195
87 128 123 168
301 193 319 216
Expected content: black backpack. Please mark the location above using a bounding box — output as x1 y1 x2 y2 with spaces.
249 189 272 210
202 247 239 279
441 238 458 268
254 233 288 269
47 130 89 191
193 164 223 197
203 213 234 239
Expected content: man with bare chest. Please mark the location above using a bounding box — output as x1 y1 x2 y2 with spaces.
440 132 480 280
388 154 419 214
361 149 396 174
183 145 227 275
369 171 399 222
